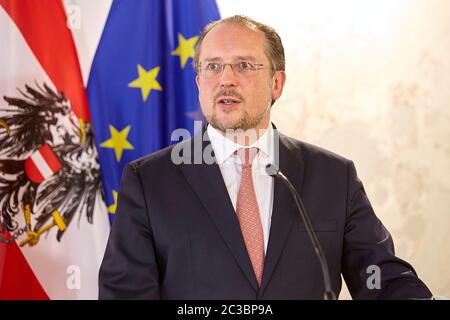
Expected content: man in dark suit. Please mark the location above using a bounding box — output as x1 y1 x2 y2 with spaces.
98 15 432 299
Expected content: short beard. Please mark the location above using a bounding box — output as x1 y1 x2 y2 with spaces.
206 108 267 132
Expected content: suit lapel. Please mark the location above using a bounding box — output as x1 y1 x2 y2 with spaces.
178 129 259 292
259 131 306 296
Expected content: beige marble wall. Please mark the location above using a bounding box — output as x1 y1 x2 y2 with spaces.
219 0 450 298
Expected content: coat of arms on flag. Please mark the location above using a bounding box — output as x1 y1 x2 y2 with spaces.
0 83 102 247
0 0 110 299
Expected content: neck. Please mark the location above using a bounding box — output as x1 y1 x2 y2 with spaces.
219 126 269 146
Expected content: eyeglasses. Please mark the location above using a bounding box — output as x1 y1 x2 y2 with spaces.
198 61 273 79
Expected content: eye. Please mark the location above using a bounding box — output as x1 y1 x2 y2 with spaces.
238 61 254 70
206 62 221 71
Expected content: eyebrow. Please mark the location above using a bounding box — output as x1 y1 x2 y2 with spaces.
203 56 258 62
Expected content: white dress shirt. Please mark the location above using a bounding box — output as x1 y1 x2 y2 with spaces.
207 124 275 254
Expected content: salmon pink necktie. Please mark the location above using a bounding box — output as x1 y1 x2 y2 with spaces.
235 147 265 286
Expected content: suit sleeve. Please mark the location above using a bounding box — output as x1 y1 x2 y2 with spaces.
342 161 432 299
98 163 160 299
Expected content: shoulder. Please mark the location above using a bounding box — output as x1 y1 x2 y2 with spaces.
125 136 195 174
279 132 350 166
127 145 176 173
278 132 359 191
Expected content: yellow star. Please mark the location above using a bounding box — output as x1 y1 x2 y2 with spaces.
100 125 134 162
128 64 162 102
107 190 118 214
171 33 199 69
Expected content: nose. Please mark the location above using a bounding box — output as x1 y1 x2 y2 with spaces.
219 64 238 87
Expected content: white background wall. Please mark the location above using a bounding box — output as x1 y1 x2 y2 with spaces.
67 0 450 299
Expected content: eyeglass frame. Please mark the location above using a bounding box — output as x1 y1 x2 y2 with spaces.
197 60 275 78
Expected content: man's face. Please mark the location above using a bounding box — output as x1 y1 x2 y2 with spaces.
196 23 285 132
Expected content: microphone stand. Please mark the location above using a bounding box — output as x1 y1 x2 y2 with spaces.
266 164 337 300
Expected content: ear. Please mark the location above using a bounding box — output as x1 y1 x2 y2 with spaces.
271 71 286 102
195 75 200 88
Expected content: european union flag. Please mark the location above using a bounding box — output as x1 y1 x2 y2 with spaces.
87 0 220 221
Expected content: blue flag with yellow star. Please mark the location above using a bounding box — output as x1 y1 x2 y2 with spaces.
87 0 220 221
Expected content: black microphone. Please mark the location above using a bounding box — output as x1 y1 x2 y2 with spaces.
265 163 337 300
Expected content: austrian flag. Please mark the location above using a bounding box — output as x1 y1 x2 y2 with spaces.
0 0 109 299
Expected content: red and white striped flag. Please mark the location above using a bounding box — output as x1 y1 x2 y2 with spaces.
0 0 109 299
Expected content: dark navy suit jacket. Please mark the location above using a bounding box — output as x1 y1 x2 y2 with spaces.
98 127 432 299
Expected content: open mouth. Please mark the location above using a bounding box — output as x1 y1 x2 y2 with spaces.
216 96 241 106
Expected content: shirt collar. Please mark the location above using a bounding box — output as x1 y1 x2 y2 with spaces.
207 123 275 164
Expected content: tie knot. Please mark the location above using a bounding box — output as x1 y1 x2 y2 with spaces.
236 147 258 167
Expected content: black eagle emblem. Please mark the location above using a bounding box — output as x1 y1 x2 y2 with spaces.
0 82 104 246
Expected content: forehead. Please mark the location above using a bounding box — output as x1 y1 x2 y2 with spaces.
199 23 267 61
